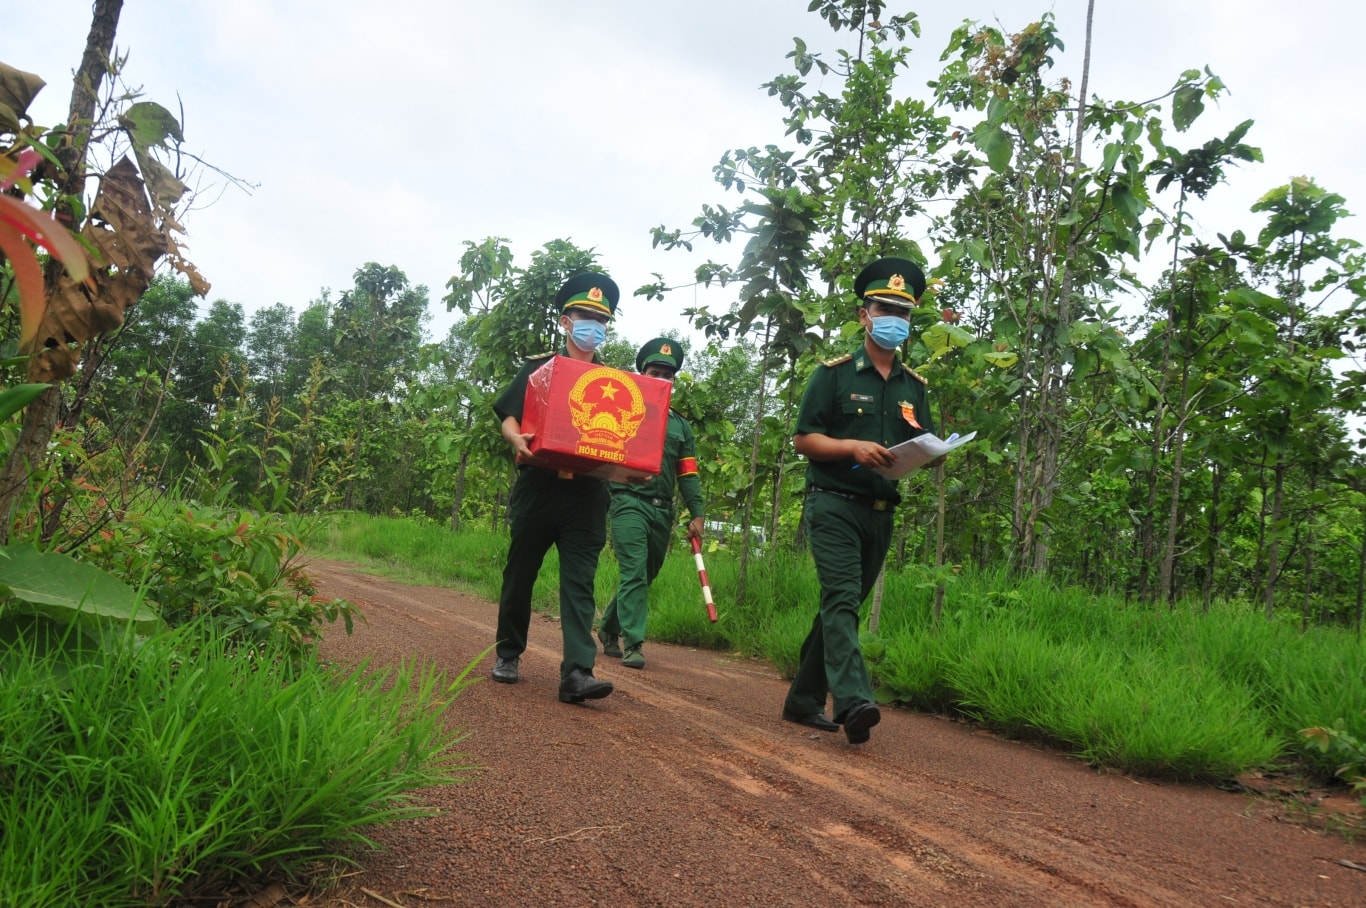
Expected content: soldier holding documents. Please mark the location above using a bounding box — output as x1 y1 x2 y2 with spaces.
782 256 937 745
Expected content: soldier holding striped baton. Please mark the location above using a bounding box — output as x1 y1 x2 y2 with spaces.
597 337 707 669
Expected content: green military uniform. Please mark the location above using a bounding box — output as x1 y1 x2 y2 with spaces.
601 412 704 657
600 338 704 666
492 351 610 680
783 257 934 738
490 272 620 695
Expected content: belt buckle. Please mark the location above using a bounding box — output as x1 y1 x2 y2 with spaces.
873 500 887 511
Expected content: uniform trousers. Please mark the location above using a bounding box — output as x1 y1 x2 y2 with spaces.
600 493 673 649
783 490 894 721
495 468 609 680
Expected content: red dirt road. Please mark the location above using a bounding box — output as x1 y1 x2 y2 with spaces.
310 559 1366 907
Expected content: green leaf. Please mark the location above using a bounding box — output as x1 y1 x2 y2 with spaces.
0 544 162 635
1111 183 1144 222
0 383 49 422
983 350 1019 369
972 121 1013 172
966 238 991 269
118 100 185 148
1100 141 1122 173
1172 85 1204 131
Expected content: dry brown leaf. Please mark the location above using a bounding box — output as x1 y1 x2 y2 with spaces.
134 151 188 211
239 882 290 907
24 156 166 381
0 62 45 133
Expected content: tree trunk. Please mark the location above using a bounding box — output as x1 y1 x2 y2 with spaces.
1264 461 1286 620
0 0 124 544
1354 503 1365 639
1300 467 1317 630
1201 461 1222 613
736 316 774 606
450 406 474 532
769 360 799 543
451 448 469 533
932 459 948 624
1009 337 1036 571
1027 0 1096 575
1158 399 1188 605
868 566 885 636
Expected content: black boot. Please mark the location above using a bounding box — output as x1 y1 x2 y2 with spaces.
558 668 613 703
491 655 519 684
840 701 881 744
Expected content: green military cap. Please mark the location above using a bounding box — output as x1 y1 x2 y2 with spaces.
635 336 684 373
853 256 927 309
555 272 619 318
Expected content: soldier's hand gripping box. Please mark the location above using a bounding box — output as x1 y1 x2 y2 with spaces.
520 355 671 482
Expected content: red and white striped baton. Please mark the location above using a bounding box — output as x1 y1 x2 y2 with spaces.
690 535 718 623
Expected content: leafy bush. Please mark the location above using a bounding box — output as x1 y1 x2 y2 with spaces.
84 504 354 655
1303 719 1366 803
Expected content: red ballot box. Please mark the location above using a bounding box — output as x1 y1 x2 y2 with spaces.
520 355 671 482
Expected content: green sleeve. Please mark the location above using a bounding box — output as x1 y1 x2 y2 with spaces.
795 364 836 436
493 358 539 422
676 417 704 519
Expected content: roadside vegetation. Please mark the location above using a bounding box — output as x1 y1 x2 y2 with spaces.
315 511 1366 788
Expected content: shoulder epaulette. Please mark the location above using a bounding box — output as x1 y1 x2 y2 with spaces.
822 353 853 368
527 351 555 361
906 367 929 386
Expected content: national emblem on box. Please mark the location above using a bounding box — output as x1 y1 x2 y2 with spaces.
521 355 671 482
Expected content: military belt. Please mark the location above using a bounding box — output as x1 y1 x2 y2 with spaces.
808 485 895 512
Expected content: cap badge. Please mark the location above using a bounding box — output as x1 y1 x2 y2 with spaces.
889 274 906 292
660 343 672 356
588 287 604 303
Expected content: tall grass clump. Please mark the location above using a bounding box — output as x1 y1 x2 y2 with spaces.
314 511 599 616
312 511 510 594
0 627 471 907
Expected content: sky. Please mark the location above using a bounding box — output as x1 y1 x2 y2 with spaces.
5 0 1365 351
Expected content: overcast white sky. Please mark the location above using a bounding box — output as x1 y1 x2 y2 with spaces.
6 1 1365 349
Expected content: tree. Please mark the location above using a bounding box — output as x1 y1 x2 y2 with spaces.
328 263 429 509
1238 178 1360 617
651 2 949 598
931 13 1226 573
246 303 299 405
0 0 219 541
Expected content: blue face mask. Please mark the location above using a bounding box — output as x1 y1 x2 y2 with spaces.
868 314 910 350
569 319 607 352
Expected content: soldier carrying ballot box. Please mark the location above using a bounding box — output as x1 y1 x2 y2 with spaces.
489 272 625 705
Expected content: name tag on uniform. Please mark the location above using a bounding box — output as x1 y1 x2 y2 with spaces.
849 394 874 403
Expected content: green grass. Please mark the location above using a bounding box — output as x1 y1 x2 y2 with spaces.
312 511 1366 786
0 627 472 907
